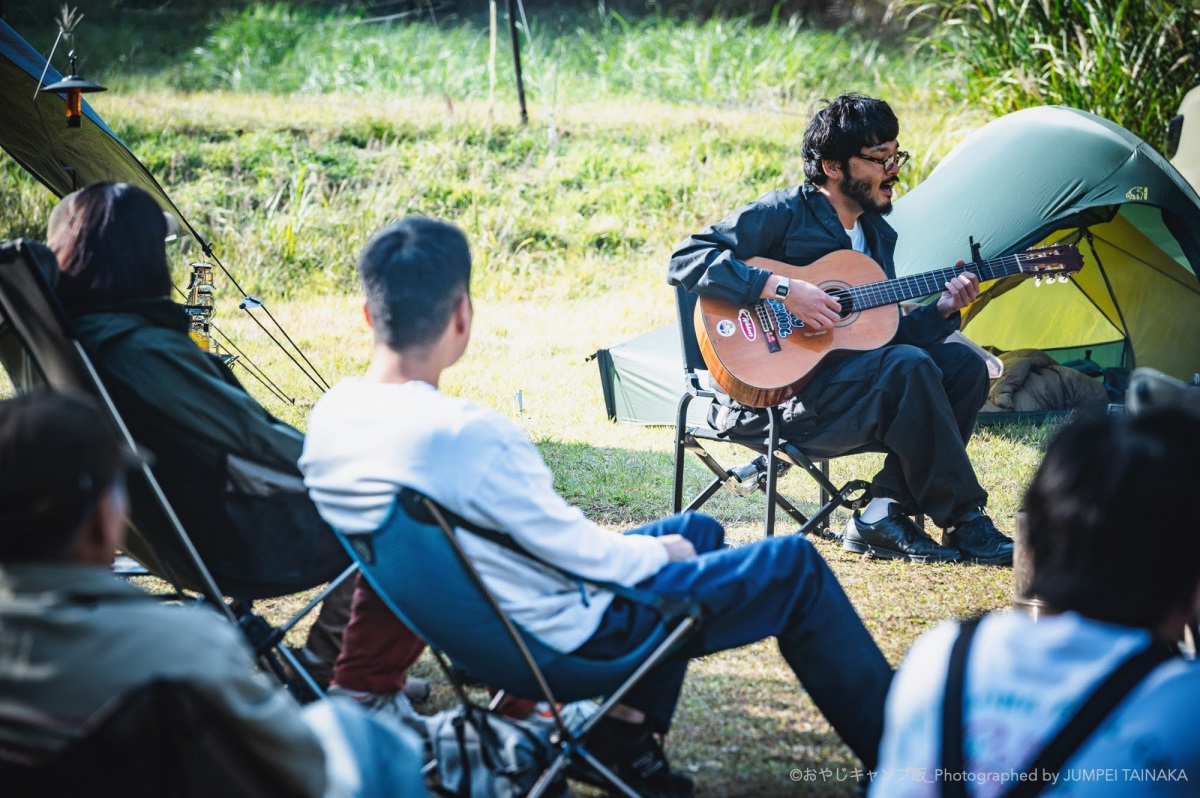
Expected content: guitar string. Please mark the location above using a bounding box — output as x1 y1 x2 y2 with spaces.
769 250 1072 324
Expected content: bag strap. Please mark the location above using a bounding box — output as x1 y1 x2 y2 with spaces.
940 617 1176 798
1002 641 1174 798
416 493 701 625
940 616 981 798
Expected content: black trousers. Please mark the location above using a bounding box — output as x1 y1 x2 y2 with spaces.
719 341 990 527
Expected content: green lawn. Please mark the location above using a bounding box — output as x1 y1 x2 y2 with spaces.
0 7 1052 795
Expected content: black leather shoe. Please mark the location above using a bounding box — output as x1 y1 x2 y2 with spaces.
572 717 694 798
944 513 1014 566
843 507 961 563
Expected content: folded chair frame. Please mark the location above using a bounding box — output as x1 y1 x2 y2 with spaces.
339 489 704 798
671 284 872 538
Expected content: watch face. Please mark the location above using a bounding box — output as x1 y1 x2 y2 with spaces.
775 282 789 299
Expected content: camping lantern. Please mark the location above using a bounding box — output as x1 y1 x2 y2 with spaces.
40 50 105 128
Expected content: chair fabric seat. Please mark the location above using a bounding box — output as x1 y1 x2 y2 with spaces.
339 493 682 702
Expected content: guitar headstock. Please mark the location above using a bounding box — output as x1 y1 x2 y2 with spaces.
1015 244 1084 283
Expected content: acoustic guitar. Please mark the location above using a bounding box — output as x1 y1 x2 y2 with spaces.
695 245 1084 407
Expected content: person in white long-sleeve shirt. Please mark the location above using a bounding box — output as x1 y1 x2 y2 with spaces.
300 216 894 798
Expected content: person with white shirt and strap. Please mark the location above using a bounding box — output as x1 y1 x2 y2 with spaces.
668 93 1012 566
873 408 1200 797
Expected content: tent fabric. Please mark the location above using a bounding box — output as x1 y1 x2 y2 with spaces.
889 106 1200 381
0 21 187 223
599 106 1200 424
592 324 711 426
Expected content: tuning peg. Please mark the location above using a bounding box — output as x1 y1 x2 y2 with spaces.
1035 275 1043 287
1057 274 1069 283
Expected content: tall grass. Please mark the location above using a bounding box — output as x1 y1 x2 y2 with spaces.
3 8 970 300
893 0 1200 146
24 4 942 107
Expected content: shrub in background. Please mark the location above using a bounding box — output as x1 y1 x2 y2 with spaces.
892 0 1199 148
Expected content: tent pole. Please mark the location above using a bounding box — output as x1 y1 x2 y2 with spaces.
1083 228 1134 370
505 0 528 125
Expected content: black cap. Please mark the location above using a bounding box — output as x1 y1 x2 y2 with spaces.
0 391 142 559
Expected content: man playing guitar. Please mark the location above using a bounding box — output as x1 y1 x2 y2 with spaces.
668 93 1013 565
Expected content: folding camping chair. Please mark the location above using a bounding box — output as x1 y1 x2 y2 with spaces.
672 285 873 538
336 487 703 798
0 239 351 699
0 680 292 798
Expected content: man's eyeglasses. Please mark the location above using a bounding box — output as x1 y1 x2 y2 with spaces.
854 151 910 172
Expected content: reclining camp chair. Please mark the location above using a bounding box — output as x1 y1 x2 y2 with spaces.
336 487 703 798
672 285 873 538
0 239 352 697
0 680 292 798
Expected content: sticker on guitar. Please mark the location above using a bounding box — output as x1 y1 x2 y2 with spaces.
765 299 804 337
737 309 757 341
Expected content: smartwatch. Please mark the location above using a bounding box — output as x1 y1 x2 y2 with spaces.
774 279 790 300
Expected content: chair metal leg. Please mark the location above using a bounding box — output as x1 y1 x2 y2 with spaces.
672 393 693 514
764 408 780 537
526 754 572 798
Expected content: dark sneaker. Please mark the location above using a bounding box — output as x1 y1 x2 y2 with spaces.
843 506 961 563
572 717 694 798
944 513 1014 566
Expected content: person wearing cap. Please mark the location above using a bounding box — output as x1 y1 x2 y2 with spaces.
0 390 428 797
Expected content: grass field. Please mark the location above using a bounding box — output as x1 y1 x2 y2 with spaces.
0 6 1054 795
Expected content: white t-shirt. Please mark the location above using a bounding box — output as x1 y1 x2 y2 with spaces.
872 611 1199 797
846 219 870 256
299 379 670 652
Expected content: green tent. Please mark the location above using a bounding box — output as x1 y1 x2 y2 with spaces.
890 106 1200 381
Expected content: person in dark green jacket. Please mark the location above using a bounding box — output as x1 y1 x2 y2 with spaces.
45 182 349 661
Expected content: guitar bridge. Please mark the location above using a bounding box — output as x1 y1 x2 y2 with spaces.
755 302 782 353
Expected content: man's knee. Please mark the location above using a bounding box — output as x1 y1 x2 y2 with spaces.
931 341 989 401
749 534 824 580
680 512 725 553
880 344 940 382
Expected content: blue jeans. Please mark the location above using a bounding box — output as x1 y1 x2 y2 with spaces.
303 697 430 798
573 512 892 768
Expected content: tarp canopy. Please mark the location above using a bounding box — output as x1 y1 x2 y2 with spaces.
0 20 187 224
596 106 1200 424
890 106 1200 381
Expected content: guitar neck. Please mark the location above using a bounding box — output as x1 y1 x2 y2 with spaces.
848 254 1022 311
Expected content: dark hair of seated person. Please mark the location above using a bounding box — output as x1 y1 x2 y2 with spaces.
0 391 129 562
356 216 472 351
801 93 899 186
47 182 172 315
1023 407 1200 629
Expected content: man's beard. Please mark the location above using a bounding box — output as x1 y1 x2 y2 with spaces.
840 170 893 216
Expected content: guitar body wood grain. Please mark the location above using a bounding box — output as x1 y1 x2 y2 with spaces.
695 252 902 407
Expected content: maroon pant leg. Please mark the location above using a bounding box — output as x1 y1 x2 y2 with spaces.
330 573 426 694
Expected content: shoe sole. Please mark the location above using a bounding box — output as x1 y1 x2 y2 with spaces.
957 552 1014 566
842 539 960 563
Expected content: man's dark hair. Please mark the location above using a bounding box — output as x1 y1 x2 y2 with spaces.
1024 408 1200 628
356 217 472 351
0 391 128 562
802 94 900 185
47 182 173 316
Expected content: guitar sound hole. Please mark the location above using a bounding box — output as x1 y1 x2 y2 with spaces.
821 281 856 325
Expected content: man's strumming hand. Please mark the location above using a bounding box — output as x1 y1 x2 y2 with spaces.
763 275 842 333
